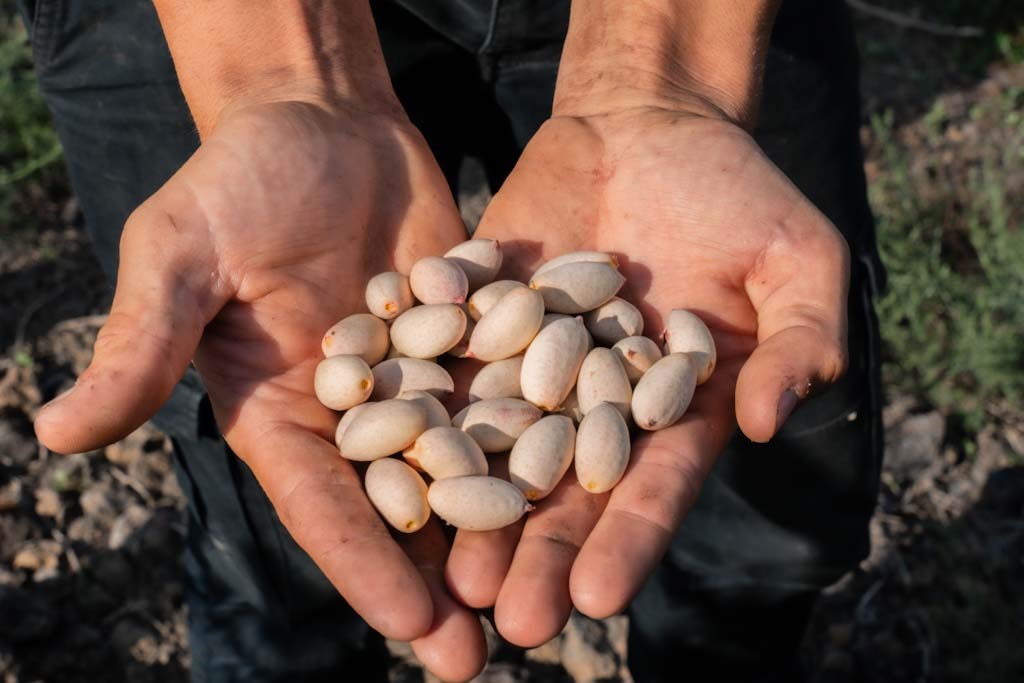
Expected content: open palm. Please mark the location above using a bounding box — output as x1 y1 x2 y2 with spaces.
34 102 487 680
445 109 851 646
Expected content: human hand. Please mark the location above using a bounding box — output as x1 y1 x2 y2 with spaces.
444 106 850 646
33 101 487 680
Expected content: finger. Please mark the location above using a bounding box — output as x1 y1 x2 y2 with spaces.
569 361 739 619
35 200 229 453
445 455 523 608
738 215 850 442
240 424 435 641
402 521 488 682
494 471 606 647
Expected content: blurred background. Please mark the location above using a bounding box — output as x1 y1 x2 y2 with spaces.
1 1 1022 681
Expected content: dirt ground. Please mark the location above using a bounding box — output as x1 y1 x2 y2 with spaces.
2 16 1023 683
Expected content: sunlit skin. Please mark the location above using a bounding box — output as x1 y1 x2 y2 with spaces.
444 106 851 647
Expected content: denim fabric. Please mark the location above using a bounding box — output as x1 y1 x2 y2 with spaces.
18 0 884 680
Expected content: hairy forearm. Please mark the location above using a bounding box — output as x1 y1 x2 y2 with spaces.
152 0 399 137
554 0 780 127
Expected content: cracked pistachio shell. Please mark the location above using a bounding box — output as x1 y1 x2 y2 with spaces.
529 261 625 314
365 271 414 320
340 399 429 461
371 358 454 400
631 353 698 431
402 426 488 479
314 355 374 411
467 286 545 361
576 347 632 420
397 390 451 429
611 336 663 385
559 389 584 424
520 316 589 411
444 239 503 291
467 280 527 321
365 458 430 533
663 309 717 384
428 476 531 531
409 256 469 305
532 250 618 279
575 402 631 493
334 401 375 448
321 313 390 365
584 297 644 345
452 397 543 453
509 415 576 501
468 355 524 403
390 304 467 359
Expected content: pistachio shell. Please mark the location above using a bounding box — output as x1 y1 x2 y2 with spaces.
313 355 374 410
365 271 414 320
631 353 698 431
371 358 454 400
540 313 571 330
575 403 631 493
467 287 545 361
468 356 524 403
428 476 531 531
364 458 430 532
532 251 618 279
321 313 390 365
520 316 589 411
509 415 576 501
663 309 717 384
467 280 527 321
340 399 429 461
444 239 503 291
409 256 469 304
452 398 543 453
403 426 488 479
390 304 466 359
397 390 451 429
611 336 663 385
584 297 644 345
334 401 374 448
576 347 632 420
447 315 475 358
529 261 625 314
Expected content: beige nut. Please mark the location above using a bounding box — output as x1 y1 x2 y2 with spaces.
371 358 454 400
468 355 524 403
390 304 467 359
364 458 430 533
403 426 488 479
611 336 663 385
467 286 545 361
397 390 451 429
532 250 618 279
427 476 532 531
452 397 543 453
576 347 632 420
663 309 717 384
520 316 589 411
409 256 469 304
509 415 576 501
466 280 527 321
334 401 375 448
631 352 698 431
575 402 631 493
529 261 625 314
340 399 429 461
365 271 414 320
321 313 390 365
444 239 503 291
584 297 644 345
314 355 374 410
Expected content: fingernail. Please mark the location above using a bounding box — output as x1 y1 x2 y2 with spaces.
43 385 76 410
775 389 800 432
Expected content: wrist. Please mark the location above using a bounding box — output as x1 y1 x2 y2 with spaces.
553 1 779 127
153 0 402 137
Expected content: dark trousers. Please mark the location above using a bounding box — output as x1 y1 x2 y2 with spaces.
17 0 885 680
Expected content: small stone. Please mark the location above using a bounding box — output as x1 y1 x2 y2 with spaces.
524 636 562 666
560 613 620 682
0 480 23 511
79 483 118 523
108 505 153 550
886 411 944 481
12 540 61 574
67 515 106 545
34 488 63 519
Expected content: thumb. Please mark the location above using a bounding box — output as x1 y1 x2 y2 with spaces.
735 219 851 443
35 199 229 453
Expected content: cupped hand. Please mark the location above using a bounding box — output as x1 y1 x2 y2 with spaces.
445 107 850 646
34 101 486 681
